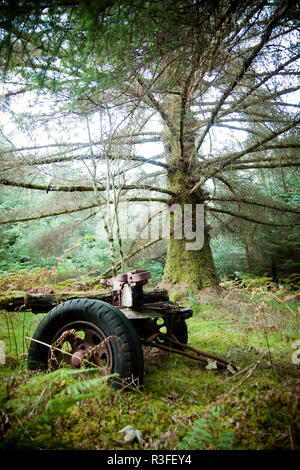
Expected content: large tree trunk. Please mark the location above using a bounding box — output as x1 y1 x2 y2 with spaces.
162 167 219 291
161 97 219 292
163 228 219 291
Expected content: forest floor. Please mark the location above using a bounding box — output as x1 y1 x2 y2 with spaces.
0 271 299 450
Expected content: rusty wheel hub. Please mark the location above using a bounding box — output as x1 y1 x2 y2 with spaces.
48 320 113 373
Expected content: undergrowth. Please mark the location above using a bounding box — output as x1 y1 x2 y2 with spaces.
0 274 299 450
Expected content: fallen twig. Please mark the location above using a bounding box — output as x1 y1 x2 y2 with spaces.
228 360 260 395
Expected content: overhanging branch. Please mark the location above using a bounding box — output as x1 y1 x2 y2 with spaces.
207 197 300 214
195 1 290 152
100 236 163 278
222 160 300 170
0 179 176 197
1 152 168 170
0 197 169 225
191 117 300 192
207 207 300 226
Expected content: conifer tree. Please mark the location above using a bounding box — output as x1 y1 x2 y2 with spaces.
0 1 299 290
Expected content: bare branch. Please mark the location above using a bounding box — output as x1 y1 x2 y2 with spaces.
194 57 300 129
195 1 291 152
207 207 300 227
0 196 169 225
207 197 300 214
222 160 300 170
136 76 177 136
4 152 168 170
0 133 161 154
0 203 99 225
192 116 300 192
0 179 176 197
101 236 162 278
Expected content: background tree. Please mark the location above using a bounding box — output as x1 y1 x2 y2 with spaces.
0 0 299 290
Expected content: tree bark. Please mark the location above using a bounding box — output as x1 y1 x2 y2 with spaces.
162 167 219 291
160 98 219 291
163 230 219 291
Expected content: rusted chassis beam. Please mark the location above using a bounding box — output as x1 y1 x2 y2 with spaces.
143 332 233 370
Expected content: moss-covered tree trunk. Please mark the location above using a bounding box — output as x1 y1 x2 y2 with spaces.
163 225 218 291
161 97 219 292
162 167 219 292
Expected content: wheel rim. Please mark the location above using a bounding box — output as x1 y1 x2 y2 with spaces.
48 320 113 373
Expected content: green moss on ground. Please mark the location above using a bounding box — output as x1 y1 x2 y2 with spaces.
0 279 299 450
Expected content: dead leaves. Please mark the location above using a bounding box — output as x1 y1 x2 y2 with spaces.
160 391 181 405
146 430 174 450
118 425 145 444
28 286 54 294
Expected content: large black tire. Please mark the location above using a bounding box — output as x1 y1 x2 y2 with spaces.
28 298 144 388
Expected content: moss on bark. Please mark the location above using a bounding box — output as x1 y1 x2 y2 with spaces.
161 101 219 293
162 168 219 292
163 229 219 292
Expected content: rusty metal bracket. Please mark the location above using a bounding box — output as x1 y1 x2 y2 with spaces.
100 269 151 308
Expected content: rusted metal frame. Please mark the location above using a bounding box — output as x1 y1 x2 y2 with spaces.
143 302 193 315
143 301 180 309
143 332 230 369
150 342 228 368
101 269 151 286
163 333 230 365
